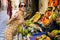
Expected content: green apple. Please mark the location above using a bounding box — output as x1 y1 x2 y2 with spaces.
18 26 23 33
52 13 57 21
26 20 31 26
27 33 31 37
24 29 28 35
58 30 60 33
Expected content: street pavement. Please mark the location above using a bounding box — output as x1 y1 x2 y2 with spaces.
0 10 9 40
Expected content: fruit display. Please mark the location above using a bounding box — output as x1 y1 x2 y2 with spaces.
18 23 42 37
36 34 51 40
18 2 59 39
30 12 41 23
18 12 59 40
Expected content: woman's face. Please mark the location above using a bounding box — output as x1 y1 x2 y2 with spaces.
20 3 26 12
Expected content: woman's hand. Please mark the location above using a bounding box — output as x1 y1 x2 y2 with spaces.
6 13 18 25
12 13 18 19
6 21 9 25
6 18 13 25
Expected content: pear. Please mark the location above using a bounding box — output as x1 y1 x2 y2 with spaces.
52 30 58 35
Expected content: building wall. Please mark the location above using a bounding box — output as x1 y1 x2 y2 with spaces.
0 0 8 10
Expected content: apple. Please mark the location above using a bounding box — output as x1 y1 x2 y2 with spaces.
26 20 32 26
58 30 60 33
18 26 23 33
27 33 31 37
24 29 28 35
52 13 57 21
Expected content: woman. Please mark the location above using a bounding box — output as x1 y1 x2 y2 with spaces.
5 2 26 40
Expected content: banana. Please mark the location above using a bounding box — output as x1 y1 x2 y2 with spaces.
30 12 41 23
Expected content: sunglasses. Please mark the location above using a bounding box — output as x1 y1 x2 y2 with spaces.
20 5 26 7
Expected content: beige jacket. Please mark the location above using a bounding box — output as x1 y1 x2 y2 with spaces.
6 10 24 35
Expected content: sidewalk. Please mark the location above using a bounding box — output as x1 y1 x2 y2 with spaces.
0 10 9 40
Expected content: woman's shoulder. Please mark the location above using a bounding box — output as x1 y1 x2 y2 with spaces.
16 10 23 14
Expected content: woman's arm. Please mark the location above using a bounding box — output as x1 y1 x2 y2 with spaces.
6 12 18 25
6 18 14 25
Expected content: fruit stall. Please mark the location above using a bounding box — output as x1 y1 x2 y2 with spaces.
18 0 60 40
18 11 60 40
